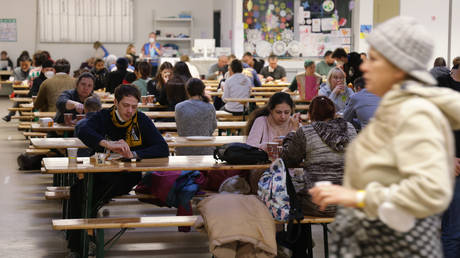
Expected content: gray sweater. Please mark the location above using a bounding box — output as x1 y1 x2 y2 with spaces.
282 118 356 217
175 99 217 155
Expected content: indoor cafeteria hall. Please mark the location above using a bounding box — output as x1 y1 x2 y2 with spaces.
1 0 460 257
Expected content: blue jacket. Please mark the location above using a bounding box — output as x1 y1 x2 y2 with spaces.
342 89 380 128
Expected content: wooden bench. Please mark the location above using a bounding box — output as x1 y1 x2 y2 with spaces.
18 122 33 130
53 215 333 258
23 132 47 138
11 115 34 120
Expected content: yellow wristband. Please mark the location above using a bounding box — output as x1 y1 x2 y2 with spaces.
356 190 366 208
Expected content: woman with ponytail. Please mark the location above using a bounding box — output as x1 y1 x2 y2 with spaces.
175 78 217 155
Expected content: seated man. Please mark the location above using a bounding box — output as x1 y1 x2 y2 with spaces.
242 52 264 74
315 50 336 77
3 56 32 122
222 59 253 115
69 84 169 255
55 72 95 123
342 77 380 130
260 54 287 82
206 55 228 80
34 59 75 112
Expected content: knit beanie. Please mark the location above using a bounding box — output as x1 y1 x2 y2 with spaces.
366 16 436 85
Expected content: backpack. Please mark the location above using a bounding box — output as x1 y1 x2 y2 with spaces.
17 153 46 170
213 142 270 165
258 158 306 253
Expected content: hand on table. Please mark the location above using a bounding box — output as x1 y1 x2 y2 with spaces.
309 184 359 211
104 140 133 158
266 76 274 82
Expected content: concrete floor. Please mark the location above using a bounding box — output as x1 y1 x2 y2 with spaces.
0 96 326 258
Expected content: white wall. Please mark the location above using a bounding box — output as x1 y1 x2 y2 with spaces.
353 0 374 53
400 0 450 66
0 0 213 73
450 0 460 65
213 0 233 48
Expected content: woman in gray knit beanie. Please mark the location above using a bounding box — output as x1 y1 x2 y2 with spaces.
309 16 460 257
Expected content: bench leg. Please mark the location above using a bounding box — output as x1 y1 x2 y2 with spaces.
306 224 313 258
96 229 104 258
322 223 329 258
80 174 95 258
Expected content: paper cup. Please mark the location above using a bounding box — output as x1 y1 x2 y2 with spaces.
67 148 78 163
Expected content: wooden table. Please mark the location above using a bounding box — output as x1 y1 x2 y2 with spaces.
42 155 269 174
209 91 296 97
30 121 246 133
14 90 30 95
155 121 246 131
31 123 74 132
31 136 247 149
10 97 33 102
101 103 167 109
12 85 29 89
34 111 55 118
145 110 235 119
42 155 270 255
0 70 12 76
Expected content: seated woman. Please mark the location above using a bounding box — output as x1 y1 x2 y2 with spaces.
175 78 217 155
246 92 301 151
147 61 173 102
318 67 354 113
281 96 356 217
162 61 192 111
132 61 151 96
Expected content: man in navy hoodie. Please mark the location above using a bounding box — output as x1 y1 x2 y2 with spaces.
68 84 169 256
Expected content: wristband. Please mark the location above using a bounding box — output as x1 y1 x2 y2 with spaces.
356 190 366 208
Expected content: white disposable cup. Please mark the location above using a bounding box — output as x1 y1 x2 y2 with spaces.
67 148 78 163
314 181 332 187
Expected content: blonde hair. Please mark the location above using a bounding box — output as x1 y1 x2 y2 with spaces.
326 67 346 88
126 44 135 55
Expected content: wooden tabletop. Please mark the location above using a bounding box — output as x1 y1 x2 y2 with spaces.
0 70 12 76
101 103 167 109
224 96 305 103
31 123 74 132
12 85 29 89
42 155 270 174
13 90 30 95
0 81 13 84
209 91 296 97
30 121 246 132
155 121 246 130
144 110 234 119
34 111 55 118
31 135 247 149
10 97 33 102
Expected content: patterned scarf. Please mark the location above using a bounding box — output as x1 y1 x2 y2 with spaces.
110 107 142 147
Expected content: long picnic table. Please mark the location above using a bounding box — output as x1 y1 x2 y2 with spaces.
41 155 271 256
30 121 247 133
31 136 247 149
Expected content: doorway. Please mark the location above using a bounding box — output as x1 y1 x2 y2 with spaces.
213 11 221 47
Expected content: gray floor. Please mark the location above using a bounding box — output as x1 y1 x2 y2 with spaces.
0 96 326 258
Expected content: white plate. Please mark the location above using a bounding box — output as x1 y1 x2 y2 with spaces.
185 136 214 141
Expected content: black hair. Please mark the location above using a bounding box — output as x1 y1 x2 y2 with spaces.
353 77 366 90
54 59 71 74
245 92 294 134
114 84 141 102
136 61 151 79
243 52 253 57
324 50 333 57
332 48 347 59
185 78 210 103
76 72 95 87
172 61 192 79
94 58 104 65
230 59 243 73
19 55 32 63
268 54 278 60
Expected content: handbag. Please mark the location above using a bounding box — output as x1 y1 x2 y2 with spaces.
213 142 270 165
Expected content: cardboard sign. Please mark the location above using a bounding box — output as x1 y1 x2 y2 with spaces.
299 75 319 101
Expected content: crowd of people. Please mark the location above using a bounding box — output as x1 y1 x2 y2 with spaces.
2 16 460 258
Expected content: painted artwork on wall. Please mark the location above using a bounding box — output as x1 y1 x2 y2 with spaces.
243 0 296 57
299 0 353 57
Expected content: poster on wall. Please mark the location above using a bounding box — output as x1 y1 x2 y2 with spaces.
0 19 17 42
243 0 297 57
299 0 353 57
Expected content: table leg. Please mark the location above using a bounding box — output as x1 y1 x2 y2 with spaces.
80 173 94 257
322 223 329 258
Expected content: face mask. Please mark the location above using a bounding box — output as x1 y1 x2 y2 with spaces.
44 71 55 78
149 38 155 43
